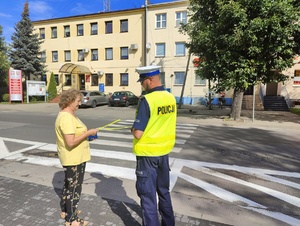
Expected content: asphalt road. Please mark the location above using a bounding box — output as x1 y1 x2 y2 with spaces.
0 103 299 226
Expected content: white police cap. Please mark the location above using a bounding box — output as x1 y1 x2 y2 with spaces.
136 65 161 82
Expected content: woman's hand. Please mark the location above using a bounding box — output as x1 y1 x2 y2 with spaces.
87 128 99 141
89 128 98 136
64 128 99 148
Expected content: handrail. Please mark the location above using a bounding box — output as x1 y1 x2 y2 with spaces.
281 85 291 108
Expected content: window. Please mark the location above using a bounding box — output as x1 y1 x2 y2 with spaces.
91 74 98 86
156 43 165 57
78 49 84 61
160 72 165 86
156 13 166 29
65 74 71 86
294 70 300 85
175 42 185 56
40 51 46 62
176 11 187 27
105 48 113 60
91 49 98 61
105 21 113 34
77 24 84 36
120 47 129 59
64 50 71 62
105 73 113 86
39 28 45 39
174 72 185 85
51 27 57 38
64 25 70 37
91 23 98 35
120 19 128 32
120 73 128 86
195 72 206 85
52 51 58 62
54 74 59 86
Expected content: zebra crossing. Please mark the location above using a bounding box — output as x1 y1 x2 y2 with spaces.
0 120 197 180
1 119 300 225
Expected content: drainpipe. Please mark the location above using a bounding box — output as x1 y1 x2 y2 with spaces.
144 0 148 66
178 51 192 109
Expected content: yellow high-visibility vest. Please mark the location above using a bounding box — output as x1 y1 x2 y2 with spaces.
133 91 177 156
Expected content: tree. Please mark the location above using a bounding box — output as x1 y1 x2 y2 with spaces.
47 72 57 100
0 25 10 101
9 0 45 84
292 1 300 54
181 0 300 120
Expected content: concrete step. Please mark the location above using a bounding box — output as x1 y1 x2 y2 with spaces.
264 96 288 111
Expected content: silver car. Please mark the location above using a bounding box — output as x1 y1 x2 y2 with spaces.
80 91 109 108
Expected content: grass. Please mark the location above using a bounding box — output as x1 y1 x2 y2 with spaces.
290 108 300 116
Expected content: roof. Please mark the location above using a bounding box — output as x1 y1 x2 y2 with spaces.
59 63 91 74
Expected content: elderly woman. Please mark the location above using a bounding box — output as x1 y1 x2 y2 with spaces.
55 88 98 226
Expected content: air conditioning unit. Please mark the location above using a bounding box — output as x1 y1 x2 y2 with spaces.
130 44 138 50
97 70 104 76
83 48 89 53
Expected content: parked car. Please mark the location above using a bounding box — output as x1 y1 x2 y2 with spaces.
80 91 109 108
108 91 139 107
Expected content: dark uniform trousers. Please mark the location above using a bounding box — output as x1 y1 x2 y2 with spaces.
136 155 175 226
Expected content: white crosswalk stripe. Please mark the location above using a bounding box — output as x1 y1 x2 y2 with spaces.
0 140 10 159
0 120 196 183
0 119 196 164
1 120 300 225
97 132 189 144
92 120 193 152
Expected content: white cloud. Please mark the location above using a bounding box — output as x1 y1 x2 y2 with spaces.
70 3 93 15
0 12 12 18
29 1 53 20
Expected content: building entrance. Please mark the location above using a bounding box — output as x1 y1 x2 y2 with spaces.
266 82 278 96
79 74 85 90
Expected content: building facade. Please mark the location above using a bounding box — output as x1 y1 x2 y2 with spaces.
33 7 145 96
32 0 206 104
32 0 299 108
145 1 208 104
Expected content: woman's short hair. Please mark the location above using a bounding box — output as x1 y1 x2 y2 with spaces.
59 88 82 109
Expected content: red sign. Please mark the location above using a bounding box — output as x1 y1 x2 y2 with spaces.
9 69 23 102
294 77 300 85
193 57 204 67
86 74 90 82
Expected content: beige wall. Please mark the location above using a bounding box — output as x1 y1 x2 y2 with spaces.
32 0 300 105
32 0 207 103
33 9 144 96
146 1 206 101
282 63 300 100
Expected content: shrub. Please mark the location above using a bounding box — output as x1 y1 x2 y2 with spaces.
290 108 300 116
47 72 57 100
2 93 9 102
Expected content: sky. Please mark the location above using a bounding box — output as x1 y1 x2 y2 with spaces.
0 0 176 44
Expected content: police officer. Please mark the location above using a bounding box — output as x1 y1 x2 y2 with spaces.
131 65 176 226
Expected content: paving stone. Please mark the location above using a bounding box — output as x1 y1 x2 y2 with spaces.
0 176 229 226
